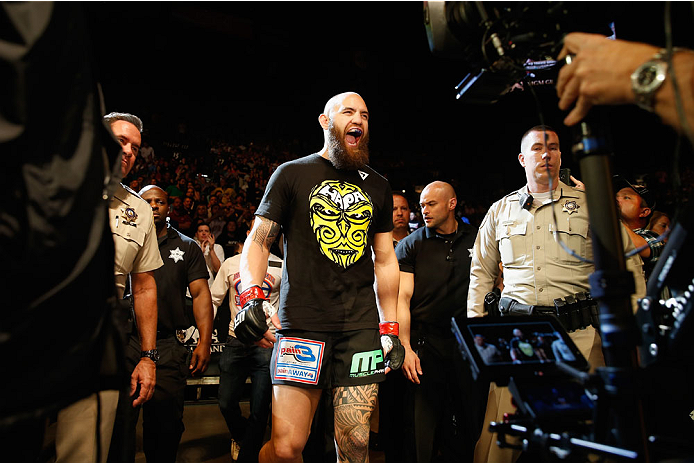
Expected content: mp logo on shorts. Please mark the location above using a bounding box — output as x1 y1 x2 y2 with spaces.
309 180 373 269
349 349 385 378
275 337 325 385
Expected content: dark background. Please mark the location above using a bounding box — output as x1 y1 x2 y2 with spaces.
85 1 694 203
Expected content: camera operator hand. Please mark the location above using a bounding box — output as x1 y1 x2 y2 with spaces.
556 32 694 134
556 33 658 125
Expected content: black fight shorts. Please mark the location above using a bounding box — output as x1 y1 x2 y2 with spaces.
270 329 386 389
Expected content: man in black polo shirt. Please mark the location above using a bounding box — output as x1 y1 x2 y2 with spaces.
395 181 482 463
109 185 213 463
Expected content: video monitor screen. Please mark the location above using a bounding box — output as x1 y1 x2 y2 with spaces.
452 316 589 385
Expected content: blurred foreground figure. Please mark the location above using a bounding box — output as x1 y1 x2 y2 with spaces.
1 3 125 462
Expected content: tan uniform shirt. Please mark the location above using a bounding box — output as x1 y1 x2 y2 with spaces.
468 182 645 317
469 182 646 463
109 184 163 298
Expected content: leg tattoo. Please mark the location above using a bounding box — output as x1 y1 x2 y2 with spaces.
333 383 379 462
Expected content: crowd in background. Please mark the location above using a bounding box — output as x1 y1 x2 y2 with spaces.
124 119 692 255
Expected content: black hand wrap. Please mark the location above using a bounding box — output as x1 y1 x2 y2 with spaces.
380 321 405 371
234 299 268 345
383 334 405 370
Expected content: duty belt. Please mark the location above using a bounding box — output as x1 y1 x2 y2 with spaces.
157 329 188 344
498 292 599 332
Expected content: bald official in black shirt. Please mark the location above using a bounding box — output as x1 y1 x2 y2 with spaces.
395 181 483 463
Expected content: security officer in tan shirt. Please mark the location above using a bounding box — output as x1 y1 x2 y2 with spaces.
467 125 645 463
55 113 163 463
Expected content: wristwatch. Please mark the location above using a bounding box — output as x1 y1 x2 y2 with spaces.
631 48 675 112
140 349 160 364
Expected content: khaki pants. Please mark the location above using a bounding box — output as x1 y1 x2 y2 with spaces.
473 326 604 463
55 390 119 463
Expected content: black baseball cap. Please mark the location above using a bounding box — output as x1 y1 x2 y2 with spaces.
613 175 656 210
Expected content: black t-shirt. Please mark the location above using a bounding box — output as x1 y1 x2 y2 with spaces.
256 154 393 331
154 225 209 333
396 219 476 331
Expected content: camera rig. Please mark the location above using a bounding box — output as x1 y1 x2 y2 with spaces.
431 4 694 460
423 1 619 103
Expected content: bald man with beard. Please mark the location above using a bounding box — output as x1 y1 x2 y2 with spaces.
395 181 483 463
234 92 404 462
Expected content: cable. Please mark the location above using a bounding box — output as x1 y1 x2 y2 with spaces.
526 81 593 265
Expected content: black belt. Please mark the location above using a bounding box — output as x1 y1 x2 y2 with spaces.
499 295 599 332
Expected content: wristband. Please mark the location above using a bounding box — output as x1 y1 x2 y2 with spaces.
379 321 399 336
239 285 266 307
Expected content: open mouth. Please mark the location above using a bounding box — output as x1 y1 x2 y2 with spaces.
345 128 363 146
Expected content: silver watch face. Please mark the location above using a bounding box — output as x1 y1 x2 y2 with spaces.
637 65 658 86
633 61 667 94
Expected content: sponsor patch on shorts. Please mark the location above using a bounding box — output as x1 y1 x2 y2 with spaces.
274 337 325 385
349 348 385 378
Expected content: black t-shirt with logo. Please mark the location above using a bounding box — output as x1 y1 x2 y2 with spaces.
256 154 393 331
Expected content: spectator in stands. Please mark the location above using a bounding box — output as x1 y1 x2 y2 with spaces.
208 203 228 238
647 210 671 243
168 195 193 235
223 202 241 224
212 176 236 199
194 222 224 288
182 195 195 216
166 177 187 198
217 221 243 257
237 203 256 236
208 195 219 213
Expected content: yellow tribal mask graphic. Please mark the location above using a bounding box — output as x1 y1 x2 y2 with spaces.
309 180 373 268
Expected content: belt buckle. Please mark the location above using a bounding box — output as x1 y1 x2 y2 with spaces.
175 329 186 344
